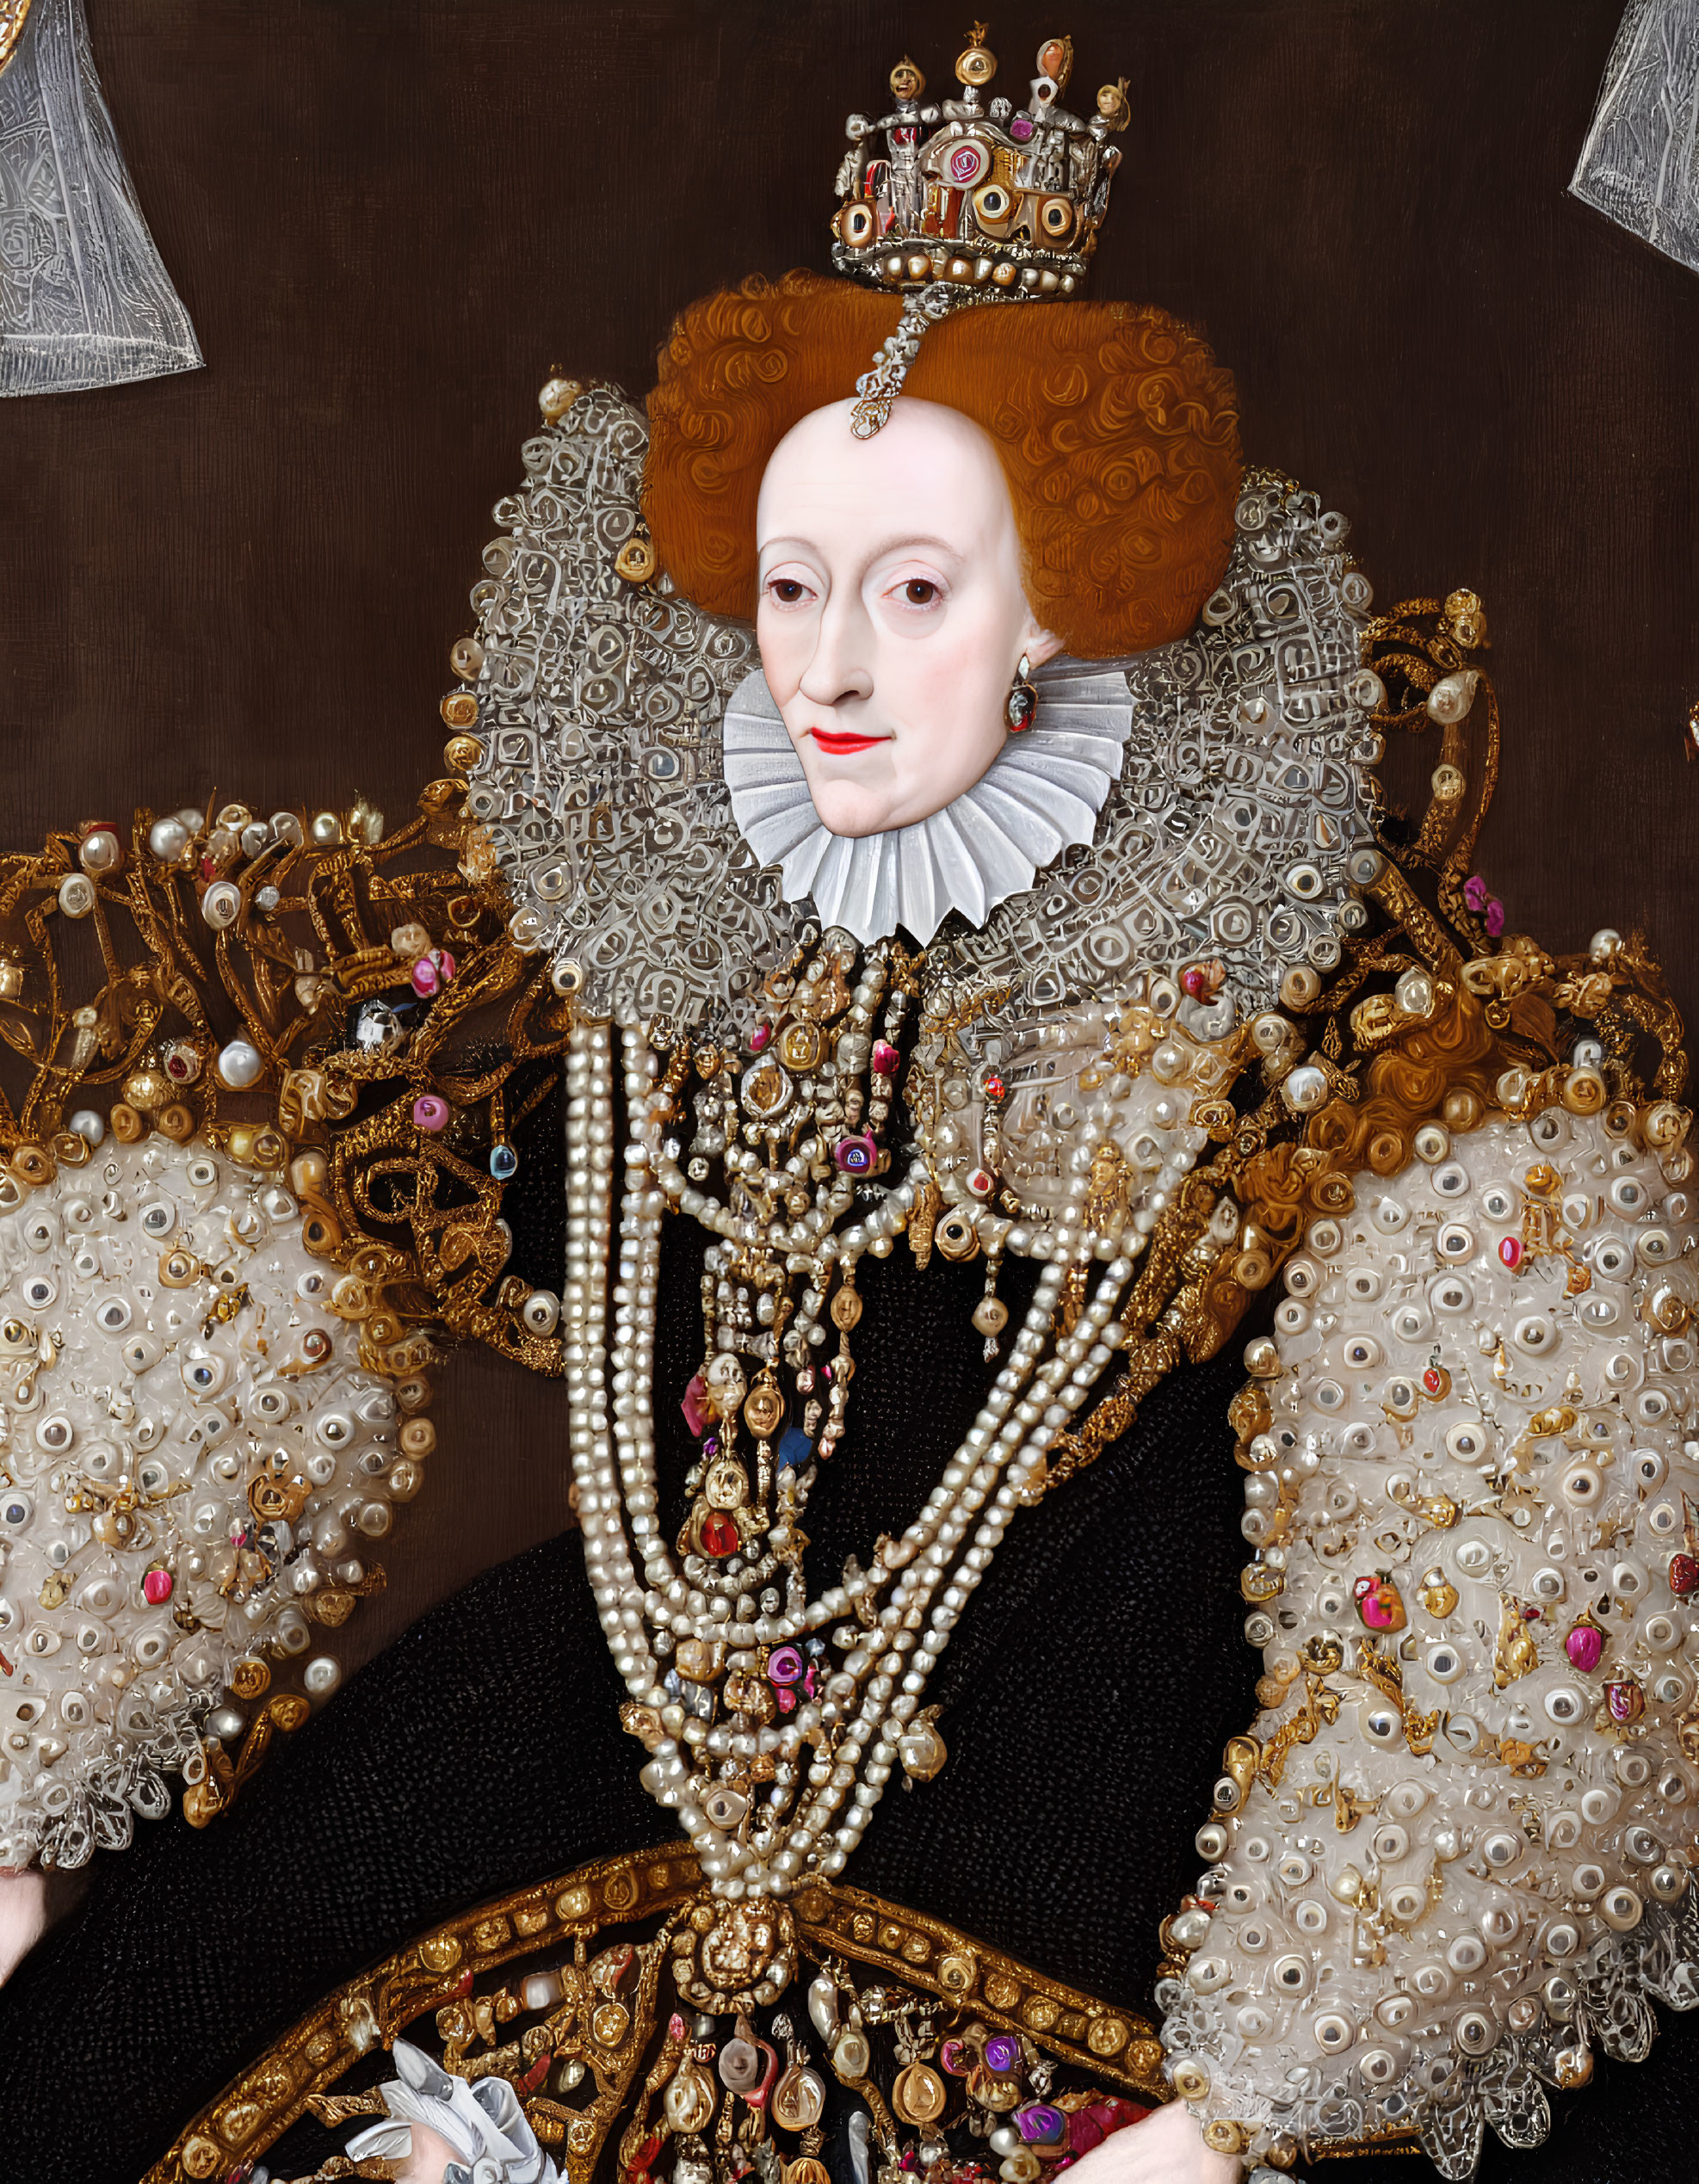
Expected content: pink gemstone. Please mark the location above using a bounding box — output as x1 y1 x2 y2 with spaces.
1566 1621 1603 1672
1067 2117 1105 2156
1182 967 1206 997
412 1094 449 1132
872 1040 899 1076
411 947 456 998
142 1568 173 1605
1499 1237 1523 1269
681 1373 711 1439
749 1022 771 1052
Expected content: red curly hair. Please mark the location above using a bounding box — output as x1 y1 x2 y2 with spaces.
642 271 1241 659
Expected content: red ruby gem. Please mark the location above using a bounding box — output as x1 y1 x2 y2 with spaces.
1499 1237 1523 1269
1182 967 1206 997
749 1022 771 1052
1066 2118 1105 2156
142 1568 173 1605
701 1510 739 1558
1422 1367 1445 1394
984 1071 1004 1101
873 1040 899 1076
1672 1553 1699 1597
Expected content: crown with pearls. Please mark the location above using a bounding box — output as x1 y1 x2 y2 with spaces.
831 26 1128 300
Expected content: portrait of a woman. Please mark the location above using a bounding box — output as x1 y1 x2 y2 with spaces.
0 10 1696 2184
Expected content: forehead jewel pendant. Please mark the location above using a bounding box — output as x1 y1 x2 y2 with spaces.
832 26 1132 435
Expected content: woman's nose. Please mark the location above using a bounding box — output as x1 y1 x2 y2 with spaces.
798 595 873 708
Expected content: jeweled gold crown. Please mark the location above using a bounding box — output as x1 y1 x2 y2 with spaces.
831 25 1128 298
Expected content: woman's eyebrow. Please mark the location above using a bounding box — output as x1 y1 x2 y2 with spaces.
861 534 962 565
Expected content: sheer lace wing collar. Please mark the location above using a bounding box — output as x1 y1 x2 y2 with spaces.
721 661 1134 946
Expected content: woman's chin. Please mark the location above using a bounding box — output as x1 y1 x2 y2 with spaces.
804 777 901 840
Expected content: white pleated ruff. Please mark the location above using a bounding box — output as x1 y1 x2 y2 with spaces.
721 660 1133 946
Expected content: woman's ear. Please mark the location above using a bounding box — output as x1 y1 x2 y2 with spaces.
1022 621 1066 668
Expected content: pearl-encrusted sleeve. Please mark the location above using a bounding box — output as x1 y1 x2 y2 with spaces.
1159 1099 1699 2178
0 1137 437 1872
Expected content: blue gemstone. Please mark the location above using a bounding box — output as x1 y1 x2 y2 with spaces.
490 1143 518 1181
776 1425 813 1471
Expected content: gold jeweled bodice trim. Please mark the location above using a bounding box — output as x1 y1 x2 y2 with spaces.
146 1843 1166 2184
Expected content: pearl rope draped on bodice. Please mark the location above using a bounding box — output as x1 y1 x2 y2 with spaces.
564 1012 1150 1916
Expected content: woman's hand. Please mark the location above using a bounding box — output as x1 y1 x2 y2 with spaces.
0 1870 47 1987
393 2122 462 2183
1064 2100 1241 2184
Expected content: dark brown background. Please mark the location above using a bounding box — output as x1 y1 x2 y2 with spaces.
1 0 1695 1660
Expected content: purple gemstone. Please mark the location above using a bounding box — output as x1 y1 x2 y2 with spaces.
768 1644 805 1687
984 2033 1020 2075
1010 114 1035 142
1017 2105 1065 2146
833 1132 876 1175
681 1373 711 1439
872 1040 899 1077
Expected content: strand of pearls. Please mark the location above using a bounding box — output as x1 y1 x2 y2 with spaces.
570 1012 1143 1903
565 1020 650 1685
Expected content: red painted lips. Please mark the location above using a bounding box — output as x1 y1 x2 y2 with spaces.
809 728 886 756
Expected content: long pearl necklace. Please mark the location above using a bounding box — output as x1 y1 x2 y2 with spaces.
563 1011 1144 1917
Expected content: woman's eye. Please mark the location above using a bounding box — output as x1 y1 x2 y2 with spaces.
768 578 809 605
901 579 938 606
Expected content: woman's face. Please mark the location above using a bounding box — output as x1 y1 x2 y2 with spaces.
755 397 1060 838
